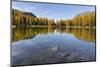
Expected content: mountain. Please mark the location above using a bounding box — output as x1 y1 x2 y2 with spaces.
12 9 36 17
24 12 36 17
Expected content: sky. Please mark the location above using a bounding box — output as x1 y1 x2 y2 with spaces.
12 1 95 20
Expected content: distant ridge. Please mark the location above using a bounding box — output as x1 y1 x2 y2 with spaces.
12 9 36 17
24 12 36 17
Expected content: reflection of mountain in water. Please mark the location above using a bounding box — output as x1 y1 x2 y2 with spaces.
12 27 95 42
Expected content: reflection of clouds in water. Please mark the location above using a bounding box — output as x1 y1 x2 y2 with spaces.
12 28 95 65
79 56 89 61
64 52 89 62
50 46 58 51
67 52 79 60
57 52 67 57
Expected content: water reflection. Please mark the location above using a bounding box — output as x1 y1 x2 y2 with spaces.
11 27 96 66
12 27 95 42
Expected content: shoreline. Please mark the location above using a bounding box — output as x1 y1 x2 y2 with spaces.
12 25 96 29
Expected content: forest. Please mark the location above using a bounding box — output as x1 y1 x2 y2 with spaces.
12 9 96 28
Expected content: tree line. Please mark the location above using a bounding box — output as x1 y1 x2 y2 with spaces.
56 11 95 28
12 9 55 27
12 9 96 28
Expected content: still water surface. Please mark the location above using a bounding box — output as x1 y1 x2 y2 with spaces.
11 27 96 66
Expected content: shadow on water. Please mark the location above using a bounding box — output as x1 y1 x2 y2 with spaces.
11 27 96 66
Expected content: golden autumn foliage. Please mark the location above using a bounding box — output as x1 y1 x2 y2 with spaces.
12 9 96 42
12 27 95 42
12 9 55 27
56 11 96 28
12 9 95 28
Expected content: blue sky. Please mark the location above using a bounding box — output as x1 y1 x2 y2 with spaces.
12 1 95 20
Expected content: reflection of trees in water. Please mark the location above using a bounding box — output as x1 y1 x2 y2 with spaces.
12 27 95 42
57 27 95 42
12 27 54 42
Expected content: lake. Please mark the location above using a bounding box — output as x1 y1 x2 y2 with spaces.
11 27 96 66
